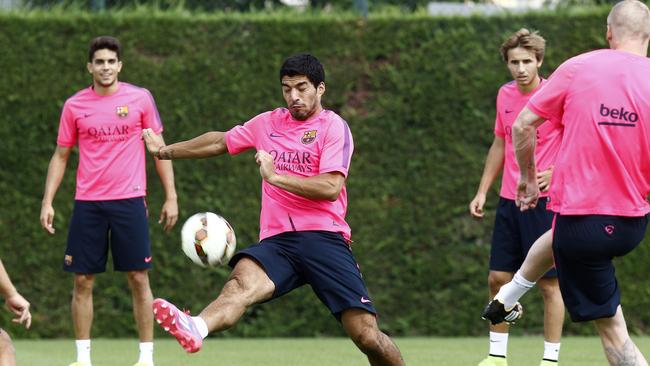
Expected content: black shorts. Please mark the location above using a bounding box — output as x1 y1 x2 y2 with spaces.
553 214 648 322
229 231 376 319
64 197 152 273
489 197 556 277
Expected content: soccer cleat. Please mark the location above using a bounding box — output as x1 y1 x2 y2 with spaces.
153 298 203 353
477 355 508 366
540 360 558 366
481 299 523 325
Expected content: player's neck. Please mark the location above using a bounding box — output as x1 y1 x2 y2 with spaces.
299 105 324 121
611 40 649 57
93 80 120 96
517 75 540 94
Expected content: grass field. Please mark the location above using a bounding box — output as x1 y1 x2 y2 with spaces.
13 336 650 365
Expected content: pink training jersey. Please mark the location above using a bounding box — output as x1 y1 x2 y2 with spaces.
226 108 353 241
494 79 562 200
528 49 650 216
57 82 163 200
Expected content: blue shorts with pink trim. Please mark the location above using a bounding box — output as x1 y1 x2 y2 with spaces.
229 230 376 319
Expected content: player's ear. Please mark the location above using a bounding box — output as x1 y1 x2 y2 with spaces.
317 82 325 97
606 25 613 43
537 57 543 68
86 62 93 74
117 60 123 73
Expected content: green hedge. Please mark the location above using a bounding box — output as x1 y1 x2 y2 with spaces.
3 8 649 339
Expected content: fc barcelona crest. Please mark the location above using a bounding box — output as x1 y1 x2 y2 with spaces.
116 106 129 118
301 130 317 144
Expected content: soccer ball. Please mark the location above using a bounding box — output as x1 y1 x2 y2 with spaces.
181 212 237 267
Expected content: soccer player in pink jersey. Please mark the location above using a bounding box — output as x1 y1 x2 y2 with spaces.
0 259 31 366
512 1 650 364
141 54 404 365
39 36 179 366
469 29 564 366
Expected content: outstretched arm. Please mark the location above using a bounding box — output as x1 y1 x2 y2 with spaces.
142 129 228 160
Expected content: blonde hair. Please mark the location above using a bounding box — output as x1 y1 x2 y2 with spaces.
500 28 546 62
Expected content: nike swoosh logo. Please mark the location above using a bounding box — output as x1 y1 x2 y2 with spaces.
270 132 282 137
505 110 514 114
144 256 152 263
361 297 372 304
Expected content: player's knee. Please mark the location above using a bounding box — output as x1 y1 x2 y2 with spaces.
126 270 150 290
350 325 382 352
0 331 15 358
73 274 95 294
487 272 511 293
538 278 561 300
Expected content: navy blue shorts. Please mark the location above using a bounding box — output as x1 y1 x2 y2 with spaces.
553 214 647 322
490 197 556 277
64 197 152 273
229 231 376 319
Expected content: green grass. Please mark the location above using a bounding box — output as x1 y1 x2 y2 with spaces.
13 336 650 365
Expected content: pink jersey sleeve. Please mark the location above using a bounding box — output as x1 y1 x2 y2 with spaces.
494 91 505 138
319 118 354 177
140 89 163 133
56 101 77 147
528 59 578 123
225 112 267 155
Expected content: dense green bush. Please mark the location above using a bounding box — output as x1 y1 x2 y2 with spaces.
3 8 649 340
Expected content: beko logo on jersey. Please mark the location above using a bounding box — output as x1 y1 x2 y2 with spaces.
598 104 639 127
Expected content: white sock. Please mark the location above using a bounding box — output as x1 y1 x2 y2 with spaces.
543 341 561 362
192 316 209 339
488 331 508 357
496 270 536 308
138 342 154 365
75 339 91 365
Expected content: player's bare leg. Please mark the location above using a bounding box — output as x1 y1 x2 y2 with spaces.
72 274 95 339
341 308 404 366
595 306 648 366
153 257 275 353
494 230 554 308
0 329 16 366
488 271 514 334
520 230 554 283
198 257 275 332
127 270 154 341
537 278 563 343
480 270 514 365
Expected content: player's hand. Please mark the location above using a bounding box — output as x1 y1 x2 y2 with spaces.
39 203 56 234
469 193 487 218
141 129 165 156
255 150 277 182
5 292 31 329
159 198 179 232
537 166 553 192
516 177 540 211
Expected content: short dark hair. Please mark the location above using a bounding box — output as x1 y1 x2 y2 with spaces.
88 36 122 62
279 53 325 87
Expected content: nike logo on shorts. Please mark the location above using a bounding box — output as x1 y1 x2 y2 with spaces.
144 256 153 263
360 296 372 304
